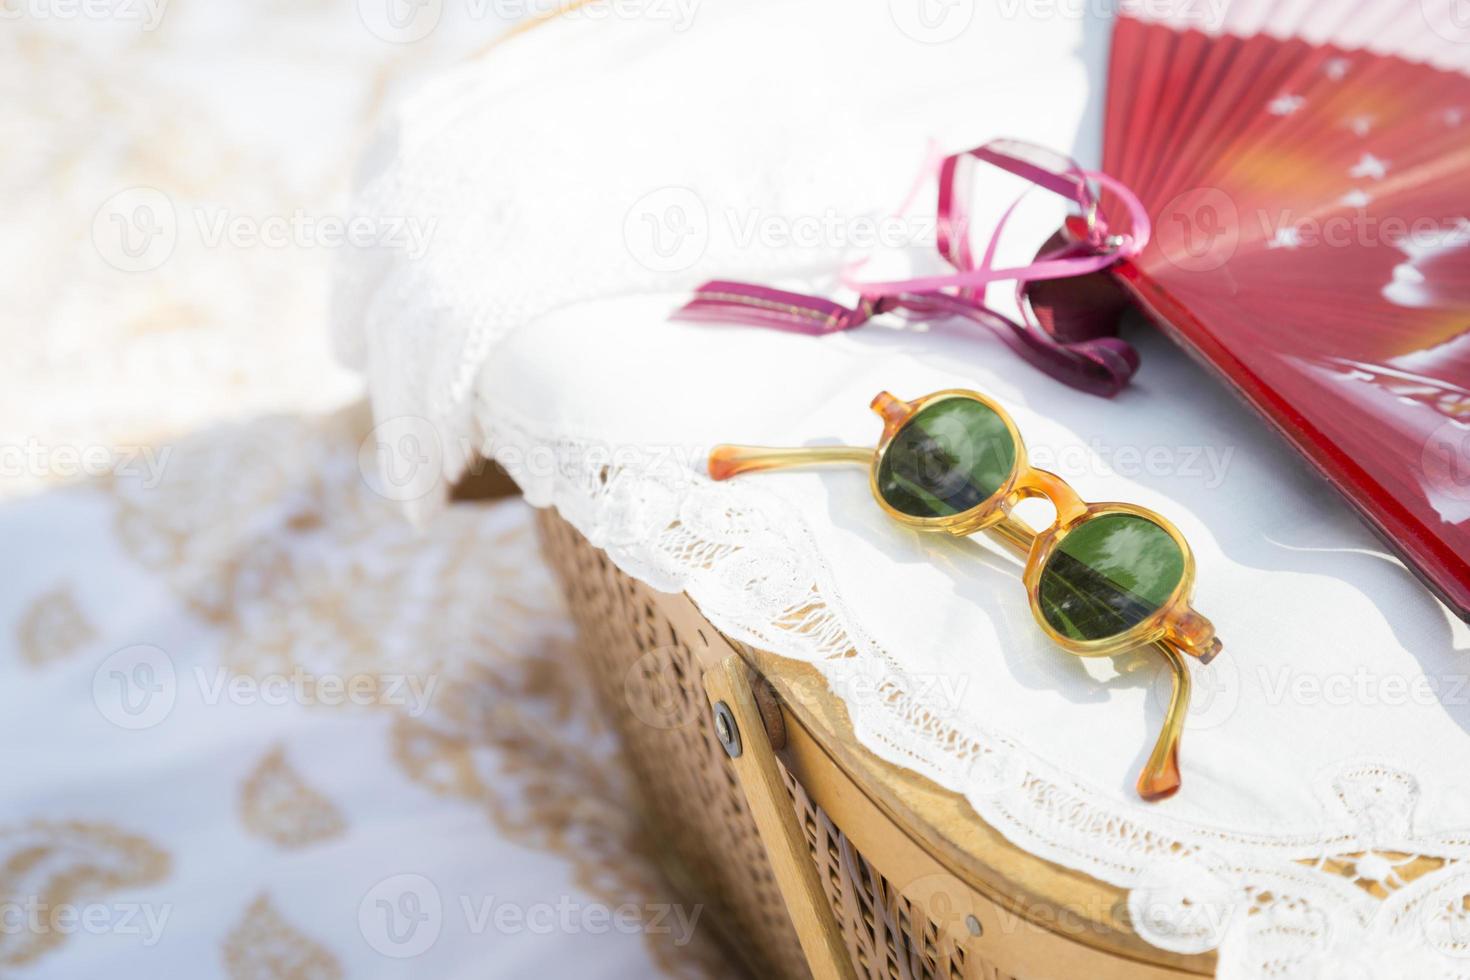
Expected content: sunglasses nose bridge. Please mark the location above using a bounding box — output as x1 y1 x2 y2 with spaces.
1012 467 1087 527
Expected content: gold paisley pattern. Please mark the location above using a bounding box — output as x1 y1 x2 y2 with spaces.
239 747 347 850
15 585 96 667
102 416 724 978
221 895 342 980
389 657 728 978
7 5 718 974
111 410 551 705
0 821 170 968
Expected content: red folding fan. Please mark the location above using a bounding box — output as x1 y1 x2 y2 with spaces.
1093 1 1470 618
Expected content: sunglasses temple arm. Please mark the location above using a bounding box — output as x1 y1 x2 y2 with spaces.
708 444 874 480
709 453 1194 801
975 515 1191 800
982 514 1038 556
1137 640 1189 801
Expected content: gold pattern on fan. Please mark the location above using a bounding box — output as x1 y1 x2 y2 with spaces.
222 895 342 980
0 821 170 967
239 747 348 850
16 586 96 667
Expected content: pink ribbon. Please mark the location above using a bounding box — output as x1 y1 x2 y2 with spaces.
674 139 1152 396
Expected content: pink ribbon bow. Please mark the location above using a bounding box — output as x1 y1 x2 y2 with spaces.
674 139 1152 396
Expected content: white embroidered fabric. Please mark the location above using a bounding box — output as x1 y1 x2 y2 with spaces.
334 3 1470 976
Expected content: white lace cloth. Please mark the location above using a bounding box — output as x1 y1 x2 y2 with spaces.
335 3 1470 976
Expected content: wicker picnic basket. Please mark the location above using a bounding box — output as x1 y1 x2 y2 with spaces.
533 507 1214 980
451 14 1215 971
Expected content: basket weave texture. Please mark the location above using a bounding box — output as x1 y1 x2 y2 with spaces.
537 509 1006 980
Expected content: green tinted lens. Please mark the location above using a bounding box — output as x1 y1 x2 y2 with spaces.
1038 513 1185 642
876 398 1017 518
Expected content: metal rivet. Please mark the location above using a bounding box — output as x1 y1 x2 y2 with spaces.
713 701 741 758
965 915 983 937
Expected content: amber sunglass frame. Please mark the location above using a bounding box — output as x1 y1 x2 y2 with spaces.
708 388 1223 801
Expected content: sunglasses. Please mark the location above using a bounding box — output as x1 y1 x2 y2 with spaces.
708 389 1222 801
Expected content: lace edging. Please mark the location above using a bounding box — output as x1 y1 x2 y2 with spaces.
469 395 1470 977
